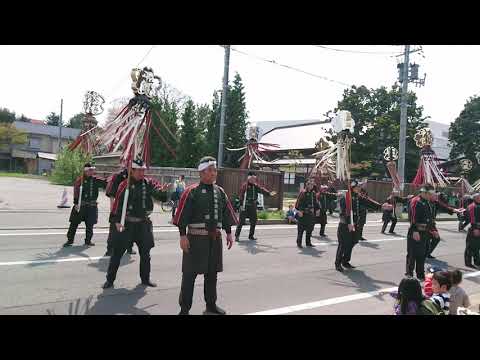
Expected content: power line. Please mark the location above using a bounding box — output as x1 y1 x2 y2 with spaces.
229 46 352 88
105 45 157 101
136 45 156 67
313 45 402 56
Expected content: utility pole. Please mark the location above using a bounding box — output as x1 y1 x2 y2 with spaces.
397 45 426 192
58 99 63 152
397 45 410 192
217 45 230 168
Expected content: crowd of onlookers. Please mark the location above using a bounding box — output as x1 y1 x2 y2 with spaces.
386 267 476 315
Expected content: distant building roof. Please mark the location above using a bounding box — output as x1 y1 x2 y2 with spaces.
37 152 57 161
13 121 80 140
259 120 333 151
30 119 46 125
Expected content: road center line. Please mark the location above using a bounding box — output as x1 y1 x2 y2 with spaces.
246 271 480 315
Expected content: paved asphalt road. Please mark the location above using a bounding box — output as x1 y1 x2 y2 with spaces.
0 218 479 315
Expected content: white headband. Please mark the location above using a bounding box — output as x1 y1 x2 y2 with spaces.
132 162 147 169
198 160 217 171
84 166 96 171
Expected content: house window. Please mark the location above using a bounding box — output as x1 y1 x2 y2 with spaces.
29 137 41 150
284 172 295 185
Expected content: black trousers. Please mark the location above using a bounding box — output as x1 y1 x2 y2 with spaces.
381 217 397 233
297 214 315 246
106 222 153 283
179 272 217 312
319 223 326 236
335 223 358 266
235 205 257 238
66 220 94 244
465 228 480 266
426 231 441 257
405 228 427 278
106 222 133 254
358 223 365 239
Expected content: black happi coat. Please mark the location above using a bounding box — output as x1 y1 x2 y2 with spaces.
173 182 238 274
69 175 107 224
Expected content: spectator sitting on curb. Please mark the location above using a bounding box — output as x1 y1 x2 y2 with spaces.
449 269 471 315
386 277 425 315
286 204 297 224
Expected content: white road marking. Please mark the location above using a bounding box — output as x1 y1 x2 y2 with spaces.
0 222 412 237
247 271 480 315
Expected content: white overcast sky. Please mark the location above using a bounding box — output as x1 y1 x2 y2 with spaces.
1 45 479 126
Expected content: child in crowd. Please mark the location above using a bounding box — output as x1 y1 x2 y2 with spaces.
388 277 424 315
423 266 443 297
286 204 297 224
430 271 452 314
449 270 471 315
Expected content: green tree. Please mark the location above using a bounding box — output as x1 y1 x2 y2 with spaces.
195 103 211 154
448 95 480 181
17 114 32 122
50 147 92 185
177 100 199 167
46 112 61 126
331 84 428 181
67 113 84 129
0 123 28 146
0 108 16 123
205 91 221 158
224 73 248 167
150 98 180 167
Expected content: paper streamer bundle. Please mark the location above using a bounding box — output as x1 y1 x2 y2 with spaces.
68 91 105 154
383 146 401 191
226 129 279 169
412 128 449 187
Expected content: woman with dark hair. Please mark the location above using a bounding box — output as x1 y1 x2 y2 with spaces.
389 277 424 315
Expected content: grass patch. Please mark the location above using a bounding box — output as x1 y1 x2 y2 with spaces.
0 172 45 180
257 210 285 220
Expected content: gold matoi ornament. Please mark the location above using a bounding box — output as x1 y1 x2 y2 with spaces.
83 91 105 116
414 128 433 148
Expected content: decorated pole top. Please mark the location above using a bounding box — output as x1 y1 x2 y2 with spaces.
83 91 105 116
414 128 434 149
459 159 473 174
332 110 355 134
130 67 162 100
383 146 399 162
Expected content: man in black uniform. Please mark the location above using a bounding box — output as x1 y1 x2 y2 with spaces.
335 180 380 272
316 185 337 237
104 167 135 256
465 192 480 268
295 179 320 248
426 192 460 259
381 191 408 235
64 163 107 247
103 159 168 289
173 156 238 315
458 194 474 232
405 184 436 280
235 171 275 242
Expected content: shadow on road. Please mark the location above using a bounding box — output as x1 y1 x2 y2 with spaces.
331 269 398 302
87 254 135 273
298 246 325 258
46 285 154 315
358 241 380 250
237 240 278 255
27 245 90 268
